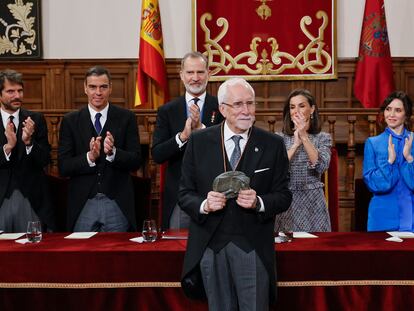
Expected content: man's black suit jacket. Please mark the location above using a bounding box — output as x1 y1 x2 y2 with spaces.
152 94 223 229
178 124 292 303
58 104 142 231
0 109 55 230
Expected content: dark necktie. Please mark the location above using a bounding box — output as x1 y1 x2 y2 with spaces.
192 97 200 107
192 97 201 122
8 115 16 133
94 113 102 134
230 135 242 170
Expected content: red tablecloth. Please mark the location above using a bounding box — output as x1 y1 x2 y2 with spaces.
1 232 413 311
0 232 185 284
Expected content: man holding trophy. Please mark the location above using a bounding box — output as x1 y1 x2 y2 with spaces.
178 77 292 310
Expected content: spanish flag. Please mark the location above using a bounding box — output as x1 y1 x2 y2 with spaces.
135 0 169 108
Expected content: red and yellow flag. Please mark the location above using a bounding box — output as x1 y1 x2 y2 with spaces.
135 0 169 108
354 0 394 108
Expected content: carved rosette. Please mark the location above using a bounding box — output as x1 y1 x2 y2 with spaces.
0 0 41 58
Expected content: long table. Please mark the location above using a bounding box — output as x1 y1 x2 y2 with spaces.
1 232 413 311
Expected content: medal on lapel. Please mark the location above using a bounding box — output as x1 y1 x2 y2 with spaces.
211 111 216 124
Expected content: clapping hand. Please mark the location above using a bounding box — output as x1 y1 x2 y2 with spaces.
22 116 35 146
293 129 302 148
189 103 202 130
388 134 396 164
292 112 307 136
104 131 114 155
179 118 193 142
88 136 102 162
292 112 310 144
403 132 414 163
3 121 17 154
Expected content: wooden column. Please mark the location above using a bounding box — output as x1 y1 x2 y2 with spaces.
328 116 336 146
346 116 356 195
368 115 377 137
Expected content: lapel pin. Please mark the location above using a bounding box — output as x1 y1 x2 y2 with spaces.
210 111 216 124
255 147 259 152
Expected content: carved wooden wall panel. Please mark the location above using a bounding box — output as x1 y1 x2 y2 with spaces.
1 58 414 111
1 58 414 231
22 74 46 110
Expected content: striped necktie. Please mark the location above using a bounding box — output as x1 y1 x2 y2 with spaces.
192 97 200 107
230 135 242 170
94 113 102 134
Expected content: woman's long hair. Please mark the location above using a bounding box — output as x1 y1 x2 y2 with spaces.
378 91 413 131
282 88 321 135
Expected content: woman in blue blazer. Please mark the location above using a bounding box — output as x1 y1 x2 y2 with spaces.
363 91 414 231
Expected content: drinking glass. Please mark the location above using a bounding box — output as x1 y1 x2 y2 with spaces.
275 231 293 243
142 219 157 242
26 221 42 243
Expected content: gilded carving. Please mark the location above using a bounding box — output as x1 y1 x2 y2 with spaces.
0 0 38 57
256 0 272 20
200 10 332 78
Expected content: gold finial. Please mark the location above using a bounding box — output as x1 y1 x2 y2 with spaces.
256 0 272 20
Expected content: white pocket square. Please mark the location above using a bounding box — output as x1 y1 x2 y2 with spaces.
254 168 270 173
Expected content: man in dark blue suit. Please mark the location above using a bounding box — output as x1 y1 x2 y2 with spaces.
152 51 223 230
179 78 292 310
58 66 142 232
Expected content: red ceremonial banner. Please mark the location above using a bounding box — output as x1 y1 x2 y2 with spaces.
354 0 394 109
193 0 337 81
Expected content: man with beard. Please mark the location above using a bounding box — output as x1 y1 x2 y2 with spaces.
179 78 292 310
0 69 54 232
152 51 223 230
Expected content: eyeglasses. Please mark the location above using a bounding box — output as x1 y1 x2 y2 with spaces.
222 101 256 110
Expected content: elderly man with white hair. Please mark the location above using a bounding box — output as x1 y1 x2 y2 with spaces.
178 77 292 311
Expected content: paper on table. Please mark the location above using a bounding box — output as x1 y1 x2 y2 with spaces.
161 235 188 240
387 231 414 239
386 236 403 243
130 237 144 243
64 232 98 239
293 232 318 238
0 233 25 240
15 238 30 244
160 230 188 240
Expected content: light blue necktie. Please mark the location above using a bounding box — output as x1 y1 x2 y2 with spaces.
230 135 242 170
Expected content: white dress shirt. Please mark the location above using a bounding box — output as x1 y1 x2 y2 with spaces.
86 104 116 166
1 108 33 159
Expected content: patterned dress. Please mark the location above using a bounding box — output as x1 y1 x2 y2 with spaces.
274 132 332 232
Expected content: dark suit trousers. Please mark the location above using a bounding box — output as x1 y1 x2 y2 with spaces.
0 190 39 232
200 242 269 311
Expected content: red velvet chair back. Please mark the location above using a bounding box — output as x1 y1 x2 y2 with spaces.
324 147 339 231
156 162 167 229
354 178 372 231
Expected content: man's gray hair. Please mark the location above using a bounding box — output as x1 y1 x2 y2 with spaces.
180 51 208 70
217 77 255 105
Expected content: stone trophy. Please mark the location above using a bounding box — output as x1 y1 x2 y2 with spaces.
212 171 250 199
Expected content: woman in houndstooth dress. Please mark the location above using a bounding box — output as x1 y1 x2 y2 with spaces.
275 89 332 232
